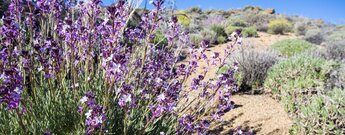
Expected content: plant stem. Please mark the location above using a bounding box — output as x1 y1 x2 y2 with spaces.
16 109 27 134
123 109 128 135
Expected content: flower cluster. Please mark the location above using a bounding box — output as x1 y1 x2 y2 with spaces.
0 0 244 134
79 91 106 134
149 80 182 118
0 0 23 110
0 67 23 110
178 115 210 134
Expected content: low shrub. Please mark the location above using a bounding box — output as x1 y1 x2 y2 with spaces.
225 25 239 35
299 48 328 60
244 12 273 32
217 36 227 44
325 27 345 42
256 23 269 32
271 39 314 57
227 17 248 27
211 25 227 38
264 55 336 112
235 48 280 91
186 21 203 33
176 11 191 27
264 54 345 134
216 48 280 92
200 29 217 44
324 40 345 60
202 15 227 28
294 22 307 36
190 33 203 46
290 88 345 134
242 26 258 37
268 18 292 34
326 64 345 89
304 28 324 45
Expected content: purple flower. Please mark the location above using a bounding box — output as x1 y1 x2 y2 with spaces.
0 68 23 110
43 131 52 135
79 91 106 134
178 115 209 134
149 104 165 118
191 75 204 90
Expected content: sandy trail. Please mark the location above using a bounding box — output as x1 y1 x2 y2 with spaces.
181 32 298 134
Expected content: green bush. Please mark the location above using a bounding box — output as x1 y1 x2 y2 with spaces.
271 39 314 57
200 29 217 44
211 25 227 38
190 34 203 46
176 11 191 27
225 25 239 35
290 88 345 134
264 55 335 111
152 30 168 47
227 17 248 27
216 36 227 44
268 18 292 34
242 26 258 37
264 54 344 134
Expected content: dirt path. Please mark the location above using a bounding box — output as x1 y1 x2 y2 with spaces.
182 32 298 134
217 94 291 135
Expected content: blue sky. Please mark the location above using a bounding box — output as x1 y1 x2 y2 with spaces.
102 0 345 24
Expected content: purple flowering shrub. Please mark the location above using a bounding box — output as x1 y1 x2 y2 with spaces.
0 0 242 134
